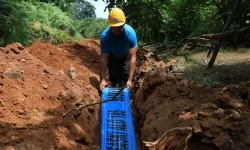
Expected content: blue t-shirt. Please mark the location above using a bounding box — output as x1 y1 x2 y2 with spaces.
100 24 137 57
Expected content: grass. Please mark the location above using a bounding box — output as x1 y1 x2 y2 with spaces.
160 47 250 87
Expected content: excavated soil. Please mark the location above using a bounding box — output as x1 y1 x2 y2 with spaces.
134 48 250 150
0 40 101 150
0 40 250 150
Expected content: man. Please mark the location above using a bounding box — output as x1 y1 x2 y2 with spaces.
99 8 137 90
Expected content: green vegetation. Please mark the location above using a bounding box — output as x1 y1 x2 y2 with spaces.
70 0 96 19
0 0 107 46
103 0 250 47
76 18 108 39
1 0 249 49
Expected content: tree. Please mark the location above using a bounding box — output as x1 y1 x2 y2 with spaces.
70 0 96 19
21 0 98 11
0 0 13 44
101 0 250 46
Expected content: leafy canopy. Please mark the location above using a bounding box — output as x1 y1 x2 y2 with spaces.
70 0 96 19
101 0 250 46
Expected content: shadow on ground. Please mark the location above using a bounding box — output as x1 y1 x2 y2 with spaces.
182 62 250 87
62 42 100 75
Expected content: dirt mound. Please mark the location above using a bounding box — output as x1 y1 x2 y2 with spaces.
134 54 250 150
0 40 101 149
1 40 250 150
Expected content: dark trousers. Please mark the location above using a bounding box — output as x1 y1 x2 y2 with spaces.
108 52 129 86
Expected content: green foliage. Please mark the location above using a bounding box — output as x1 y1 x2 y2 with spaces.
6 1 33 45
102 0 216 43
74 18 108 39
1 1 84 46
162 0 216 42
20 0 98 11
70 0 96 19
123 1 165 43
102 0 250 47
2 0 249 47
0 0 14 45
0 0 108 46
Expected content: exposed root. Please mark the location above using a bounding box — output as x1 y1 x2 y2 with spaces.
143 127 192 150
59 87 125 123
184 133 193 150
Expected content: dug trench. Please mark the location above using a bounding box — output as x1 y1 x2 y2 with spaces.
0 40 250 150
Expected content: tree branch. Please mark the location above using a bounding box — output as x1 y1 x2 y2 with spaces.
61 87 125 119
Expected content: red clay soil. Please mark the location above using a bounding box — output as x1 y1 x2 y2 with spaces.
0 40 250 150
134 48 250 150
0 40 101 150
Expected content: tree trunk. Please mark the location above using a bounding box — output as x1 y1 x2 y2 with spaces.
207 41 221 69
207 0 241 69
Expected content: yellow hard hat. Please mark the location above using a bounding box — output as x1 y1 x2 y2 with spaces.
108 8 126 27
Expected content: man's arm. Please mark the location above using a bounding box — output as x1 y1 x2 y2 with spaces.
128 48 137 82
100 53 109 81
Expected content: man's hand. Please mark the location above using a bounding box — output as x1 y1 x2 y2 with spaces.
126 80 133 90
127 48 136 89
100 79 108 90
99 53 108 90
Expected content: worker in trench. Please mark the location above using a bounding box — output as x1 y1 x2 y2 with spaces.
99 8 138 90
